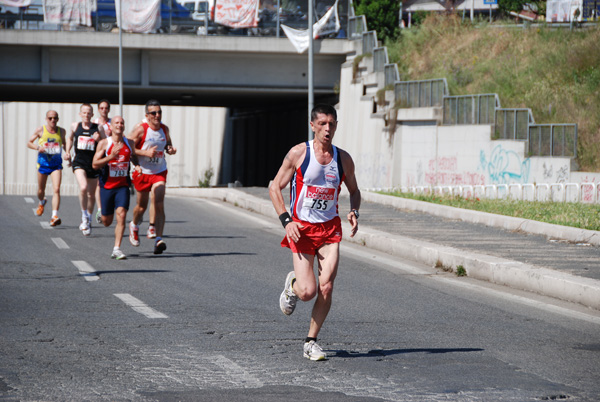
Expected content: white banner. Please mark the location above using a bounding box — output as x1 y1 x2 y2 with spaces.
547 0 583 22
214 0 259 29
116 0 161 33
282 0 340 54
0 0 32 6
43 0 96 26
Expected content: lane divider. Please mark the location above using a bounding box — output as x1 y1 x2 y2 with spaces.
51 237 69 249
114 293 168 319
72 260 99 281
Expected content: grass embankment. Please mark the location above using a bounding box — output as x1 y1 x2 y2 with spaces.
385 15 600 171
383 191 600 231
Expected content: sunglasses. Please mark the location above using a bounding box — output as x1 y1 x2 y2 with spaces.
47 117 58 120
147 110 162 116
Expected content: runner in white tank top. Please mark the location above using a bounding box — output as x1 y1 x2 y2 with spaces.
290 140 344 223
137 122 168 175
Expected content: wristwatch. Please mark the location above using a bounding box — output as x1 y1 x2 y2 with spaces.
351 209 360 219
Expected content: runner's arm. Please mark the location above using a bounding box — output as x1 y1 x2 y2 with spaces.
92 139 111 170
164 126 177 155
64 122 77 160
126 125 156 158
341 150 361 237
27 126 43 151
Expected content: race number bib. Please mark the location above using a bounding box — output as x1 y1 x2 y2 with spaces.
302 186 336 211
44 142 61 155
109 162 129 177
77 136 95 151
147 150 164 164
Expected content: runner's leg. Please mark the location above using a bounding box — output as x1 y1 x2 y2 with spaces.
307 242 340 339
114 206 127 248
37 171 48 203
151 182 166 237
133 191 149 226
49 169 62 213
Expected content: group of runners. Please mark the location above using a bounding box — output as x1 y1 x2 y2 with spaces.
29 102 360 361
28 99 177 260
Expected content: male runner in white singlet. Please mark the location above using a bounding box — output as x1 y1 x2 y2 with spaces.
269 104 361 361
127 100 177 255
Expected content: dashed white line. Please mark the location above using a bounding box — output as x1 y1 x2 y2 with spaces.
40 222 52 229
72 260 99 281
114 293 168 319
51 237 69 249
25 197 34 204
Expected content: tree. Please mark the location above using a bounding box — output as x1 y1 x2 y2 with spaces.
354 0 400 43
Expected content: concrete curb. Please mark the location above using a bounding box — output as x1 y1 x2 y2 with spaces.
168 187 600 310
361 192 600 246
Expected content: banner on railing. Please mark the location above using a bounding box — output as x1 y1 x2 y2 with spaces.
116 0 161 33
214 0 259 28
0 0 32 6
42 0 96 26
281 0 340 53
546 0 583 22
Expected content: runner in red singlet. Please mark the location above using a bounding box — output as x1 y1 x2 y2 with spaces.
269 104 361 361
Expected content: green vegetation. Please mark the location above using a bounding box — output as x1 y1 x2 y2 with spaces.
382 190 600 231
456 265 467 277
354 0 400 42
385 14 600 171
198 166 214 188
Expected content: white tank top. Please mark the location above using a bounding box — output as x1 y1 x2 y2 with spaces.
289 140 345 223
138 123 168 175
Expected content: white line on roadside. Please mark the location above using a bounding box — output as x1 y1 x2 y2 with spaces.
40 222 52 229
25 197 34 204
72 260 99 281
114 293 168 319
51 237 69 249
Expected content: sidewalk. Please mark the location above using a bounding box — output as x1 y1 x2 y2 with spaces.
168 187 600 311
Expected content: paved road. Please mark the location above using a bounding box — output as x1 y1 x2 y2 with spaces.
1 194 599 401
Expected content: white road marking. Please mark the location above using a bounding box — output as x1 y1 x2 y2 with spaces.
114 293 168 319
51 237 69 249
25 197 34 203
72 260 99 281
40 222 52 229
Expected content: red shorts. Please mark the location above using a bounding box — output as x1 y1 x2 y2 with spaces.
132 170 168 192
281 216 342 255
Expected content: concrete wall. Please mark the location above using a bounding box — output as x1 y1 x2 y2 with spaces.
0 102 227 196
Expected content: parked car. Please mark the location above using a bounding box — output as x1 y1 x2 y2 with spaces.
93 0 194 33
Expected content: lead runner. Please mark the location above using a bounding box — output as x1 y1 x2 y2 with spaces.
269 104 361 361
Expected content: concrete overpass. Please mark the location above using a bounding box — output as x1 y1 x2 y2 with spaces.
0 30 351 107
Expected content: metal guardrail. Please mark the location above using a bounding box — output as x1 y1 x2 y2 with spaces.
442 93 499 125
362 30 377 55
494 108 534 140
366 183 600 203
384 64 399 87
348 15 366 39
394 78 448 108
373 47 387 72
529 124 578 158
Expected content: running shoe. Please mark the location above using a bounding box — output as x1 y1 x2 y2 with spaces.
129 222 140 247
279 271 298 315
96 209 102 224
153 239 166 255
80 218 91 236
36 199 47 216
49 216 61 227
147 225 157 239
303 340 327 361
111 249 127 260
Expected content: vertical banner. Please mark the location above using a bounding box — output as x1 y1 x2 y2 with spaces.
282 0 340 53
43 0 96 26
214 0 259 28
116 0 161 33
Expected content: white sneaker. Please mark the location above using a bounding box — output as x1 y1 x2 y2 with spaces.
147 225 157 239
279 271 298 315
96 209 102 224
129 221 140 247
111 249 127 260
80 218 91 236
303 340 327 361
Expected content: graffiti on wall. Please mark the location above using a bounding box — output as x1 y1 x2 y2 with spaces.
415 156 485 186
480 145 531 184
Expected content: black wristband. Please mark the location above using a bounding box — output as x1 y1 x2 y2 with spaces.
279 212 292 228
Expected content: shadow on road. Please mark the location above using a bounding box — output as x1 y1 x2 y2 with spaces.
329 348 484 358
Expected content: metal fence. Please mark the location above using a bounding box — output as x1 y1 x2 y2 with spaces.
394 78 448 108
443 94 499 125
529 124 578 157
0 0 351 38
373 47 388 72
384 64 399 87
362 30 378 54
494 108 534 140
348 15 367 39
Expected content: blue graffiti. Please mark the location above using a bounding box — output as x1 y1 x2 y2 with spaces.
480 145 530 184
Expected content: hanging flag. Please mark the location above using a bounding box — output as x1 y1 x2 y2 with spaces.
282 0 340 54
0 0 32 6
214 0 259 29
42 0 96 26
116 0 161 33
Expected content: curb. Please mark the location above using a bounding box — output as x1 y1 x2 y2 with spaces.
168 187 600 310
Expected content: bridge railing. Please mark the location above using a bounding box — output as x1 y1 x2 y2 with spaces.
529 124 578 158
443 94 500 125
348 15 367 39
394 78 448 108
